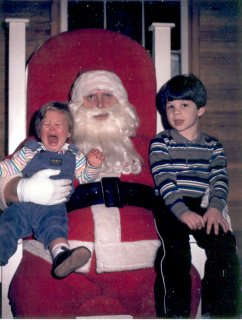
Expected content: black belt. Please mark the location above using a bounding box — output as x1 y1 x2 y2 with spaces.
66 177 156 211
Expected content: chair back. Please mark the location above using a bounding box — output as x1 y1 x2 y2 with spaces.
27 29 157 140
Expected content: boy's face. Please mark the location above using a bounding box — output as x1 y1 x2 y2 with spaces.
40 109 71 152
166 99 206 139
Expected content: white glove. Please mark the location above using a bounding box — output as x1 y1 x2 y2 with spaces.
17 169 72 205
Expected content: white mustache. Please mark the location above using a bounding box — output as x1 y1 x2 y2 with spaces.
83 106 117 118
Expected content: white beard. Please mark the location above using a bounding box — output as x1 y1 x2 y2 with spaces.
71 103 142 174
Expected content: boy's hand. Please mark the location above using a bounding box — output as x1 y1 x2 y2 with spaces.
203 207 230 235
180 210 205 230
87 148 105 168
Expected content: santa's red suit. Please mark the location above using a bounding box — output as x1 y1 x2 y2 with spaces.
6 70 160 318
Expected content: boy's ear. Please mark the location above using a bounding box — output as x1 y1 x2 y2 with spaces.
198 106 206 117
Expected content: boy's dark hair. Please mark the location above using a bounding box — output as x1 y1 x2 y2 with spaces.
34 101 74 140
156 74 207 116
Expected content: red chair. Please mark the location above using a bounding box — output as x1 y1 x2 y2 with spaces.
6 28 201 318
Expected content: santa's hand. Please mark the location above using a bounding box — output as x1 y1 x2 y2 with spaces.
17 169 72 205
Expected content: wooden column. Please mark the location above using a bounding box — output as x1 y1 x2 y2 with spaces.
149 22 175 132
5 18 29 154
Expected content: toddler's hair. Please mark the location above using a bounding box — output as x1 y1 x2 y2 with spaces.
34 101 74 139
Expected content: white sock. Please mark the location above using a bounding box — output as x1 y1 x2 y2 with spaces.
51 243 69 259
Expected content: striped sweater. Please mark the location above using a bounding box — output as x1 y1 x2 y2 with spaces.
149 129 228 218
0 140 100 184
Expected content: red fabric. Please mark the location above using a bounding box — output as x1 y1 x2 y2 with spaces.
9 29 201 318
10 251 157 318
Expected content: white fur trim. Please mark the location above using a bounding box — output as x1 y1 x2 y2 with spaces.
23 240 94 273
92 204 160 273
92 205 121 243
95 239 161 273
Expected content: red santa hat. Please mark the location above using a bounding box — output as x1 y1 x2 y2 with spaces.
70 70 128 106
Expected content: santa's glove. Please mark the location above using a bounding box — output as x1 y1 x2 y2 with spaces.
17 169 72 205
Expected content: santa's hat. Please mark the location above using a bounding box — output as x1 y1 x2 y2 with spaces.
70 70 128 106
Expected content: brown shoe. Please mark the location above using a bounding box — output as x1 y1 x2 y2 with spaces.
52 246 91 279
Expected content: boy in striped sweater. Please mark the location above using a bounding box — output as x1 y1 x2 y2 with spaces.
0 101 104 278
149 74 240 318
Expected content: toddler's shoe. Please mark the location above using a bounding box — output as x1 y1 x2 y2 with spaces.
52 246 91 279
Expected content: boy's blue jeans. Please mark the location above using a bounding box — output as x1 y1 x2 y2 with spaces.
154 197 241 318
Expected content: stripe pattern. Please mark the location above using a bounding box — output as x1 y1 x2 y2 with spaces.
0 140 101 184
149 129 228 218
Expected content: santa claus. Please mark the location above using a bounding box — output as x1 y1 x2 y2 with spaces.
69 70 142 175
2 70 161 318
